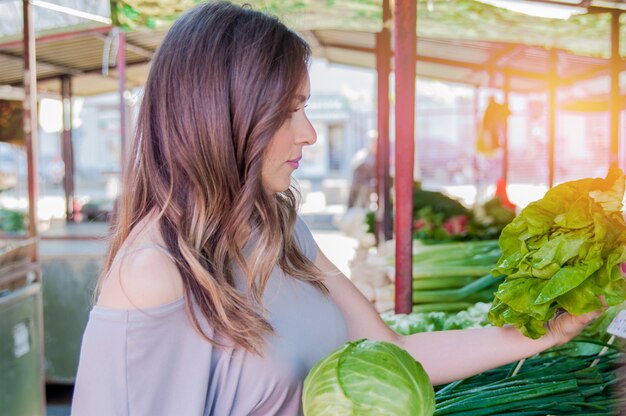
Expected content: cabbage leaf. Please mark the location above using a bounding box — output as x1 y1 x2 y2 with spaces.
302 339 435 415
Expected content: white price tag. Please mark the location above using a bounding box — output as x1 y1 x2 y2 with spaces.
13 321 30 358
607 310 626 338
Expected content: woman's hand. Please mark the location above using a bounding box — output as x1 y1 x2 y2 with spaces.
546 309 602 347
545 262 626 346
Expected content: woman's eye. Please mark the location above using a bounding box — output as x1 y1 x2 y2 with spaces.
293 104 308 113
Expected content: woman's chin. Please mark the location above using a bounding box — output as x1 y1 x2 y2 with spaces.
263 181 291 194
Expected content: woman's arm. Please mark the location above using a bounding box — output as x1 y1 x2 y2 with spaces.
396 313 597 385
315 246 598 386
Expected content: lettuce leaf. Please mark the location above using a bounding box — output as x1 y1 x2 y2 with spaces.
488 168 626 338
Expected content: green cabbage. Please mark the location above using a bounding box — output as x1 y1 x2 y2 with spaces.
302 339 435 416
488 168 626 338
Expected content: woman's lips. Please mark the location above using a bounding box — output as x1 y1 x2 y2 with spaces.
287 157 301 169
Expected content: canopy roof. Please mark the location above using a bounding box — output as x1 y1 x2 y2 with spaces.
1 0 626 96
310 29 626 93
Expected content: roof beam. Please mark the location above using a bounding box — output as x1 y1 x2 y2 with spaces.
0 26 112 50
499 67 547 80
322 42 376 54
327 42 618 89
416 54 484 71
560 66 609 85
0 50 82 75
417 54 554 83
558 58 626 86
9 58 152 86
486 44 521 68
326 42 547 81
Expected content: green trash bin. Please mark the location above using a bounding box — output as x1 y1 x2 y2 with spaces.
41 240 105 383
0 282 45 416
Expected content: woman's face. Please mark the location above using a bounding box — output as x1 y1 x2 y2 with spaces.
262 74 317 194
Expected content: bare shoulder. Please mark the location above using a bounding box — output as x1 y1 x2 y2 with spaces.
96 235 184 310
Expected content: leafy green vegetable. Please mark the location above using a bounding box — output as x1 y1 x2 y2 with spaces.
302 339 435 416
476 194 517 237
365 183 515 243
383 302 492 335
488 168 626 338
0 208 25 233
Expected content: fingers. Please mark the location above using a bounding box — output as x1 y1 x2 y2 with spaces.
620 262 626 277
577 309 602 325
599 295 608 310
547 307 603 347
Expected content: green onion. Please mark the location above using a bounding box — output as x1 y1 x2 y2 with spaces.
412 274 503 303
434 348 624 415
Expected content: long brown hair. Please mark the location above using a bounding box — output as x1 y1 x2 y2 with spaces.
99 1 326 353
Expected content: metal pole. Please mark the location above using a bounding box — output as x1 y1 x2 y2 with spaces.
548 50 557 188
473 86 480 188
22 0 39 245
117 29 128 172
61 75 75 222
502 75 510 184
610 10 621 169
376 0 392 243
22 2 45 413
394 0 416 314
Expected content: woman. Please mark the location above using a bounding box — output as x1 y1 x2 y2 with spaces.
72 2 599 415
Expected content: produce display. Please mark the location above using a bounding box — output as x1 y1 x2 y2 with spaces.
0 207 25 233
343 181 515 313
383 302 492 334
411 182 517 242
302 339 435 416
331 171 626 416
383 303 625 415
434 347 624 415
411 240 503 313
489 168 626 338
365 182 516 243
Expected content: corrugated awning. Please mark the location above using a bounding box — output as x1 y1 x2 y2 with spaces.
0 0 382 96
2 0 626 96
0 26 163 96
1 24 622 96
309 30 623 93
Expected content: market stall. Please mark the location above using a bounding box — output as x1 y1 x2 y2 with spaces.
0 1 45 413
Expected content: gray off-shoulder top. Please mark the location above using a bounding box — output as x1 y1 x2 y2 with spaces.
71 217 348 416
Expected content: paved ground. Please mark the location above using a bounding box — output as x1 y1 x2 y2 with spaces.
310 228 357 277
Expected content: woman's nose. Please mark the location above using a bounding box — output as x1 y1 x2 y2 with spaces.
297 118 317 146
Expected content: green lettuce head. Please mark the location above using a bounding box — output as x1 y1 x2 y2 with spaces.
302 339 435 416
488 168 626 338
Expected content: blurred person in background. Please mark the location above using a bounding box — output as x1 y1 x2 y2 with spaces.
347 130 376 209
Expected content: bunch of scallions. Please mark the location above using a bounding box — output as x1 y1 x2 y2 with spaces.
411 240 503 313
434 344 624 415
